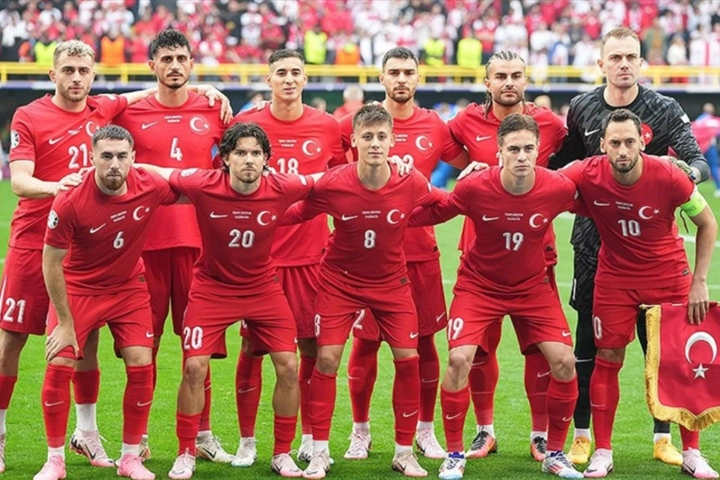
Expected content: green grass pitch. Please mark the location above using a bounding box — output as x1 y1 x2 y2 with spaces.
0 179 719 479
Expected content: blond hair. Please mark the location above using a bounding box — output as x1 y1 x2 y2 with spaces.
53 40 95 65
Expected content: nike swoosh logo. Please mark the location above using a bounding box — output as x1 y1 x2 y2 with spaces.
590 403 605 408
341 214 358 221
585 129 599 137
445 412 463 420
145 332 154 338
49 136 65 145
593 200 610 207
435 313 446 322
576 358 594 363
210 212 228 219
482 215 499 221
89 224 106 234
348 376 361 380
141 121 159 130
537 371 551 378
409 332 419 339
402 410 418 418
562 416 573 422
476 135 492 142
238 387 258 394
421 378 439 384
471 361 486 367
561 331 572 337
44 401 64 407
136 400 152 407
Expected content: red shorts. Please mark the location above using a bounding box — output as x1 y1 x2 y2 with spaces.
315 274 418 349
0 248 49 335
353 260 447 341
183 288 297 359
142 247 199 338
448 277 572 354
47 288 154 360
240 264 319 341
592 281 691 349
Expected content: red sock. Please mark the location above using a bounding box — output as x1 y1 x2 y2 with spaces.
418 336 440 423
72 369 100 405
347 337 380 423
469 350 498 425
0 375 18 410
393 356 420 446
590 357 622 450
199 368 212 432
274 415 298 455
525 352 550 432
176 412 201 456
42 364 73 448
308 369 337 441
124 365 153 445
680 426 700 450
546 375 578 452
441 386 470 453
299 355 316 435
235 352 263 437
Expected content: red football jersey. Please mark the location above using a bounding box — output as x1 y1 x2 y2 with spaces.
410 167 579 294
284 165 446 287
339 105 464 262
44 168 178 295
231 106 346 267
448 102 567 260
8 94 128 250
168 169 314 296
561 154 695 289
113 92 225 251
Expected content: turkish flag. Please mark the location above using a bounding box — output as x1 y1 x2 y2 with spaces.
645 303 720 431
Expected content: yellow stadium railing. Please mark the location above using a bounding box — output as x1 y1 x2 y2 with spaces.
1 63 719 87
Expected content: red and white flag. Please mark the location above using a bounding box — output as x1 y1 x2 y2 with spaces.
645 303 720 431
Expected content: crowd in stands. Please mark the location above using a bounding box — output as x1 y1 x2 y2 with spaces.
1 0 720 80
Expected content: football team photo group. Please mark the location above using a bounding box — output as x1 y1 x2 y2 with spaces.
0 15 719 480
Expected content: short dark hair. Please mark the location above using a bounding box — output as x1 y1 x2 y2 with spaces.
149 29 192 58
219 123 272 173
268 49 305 67
352 104 393 131
93 125 134 148
381 47 418 70
601 27 641 56
497 114 539 146
601 108 642 138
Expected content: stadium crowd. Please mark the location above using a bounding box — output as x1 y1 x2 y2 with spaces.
1 0 720 75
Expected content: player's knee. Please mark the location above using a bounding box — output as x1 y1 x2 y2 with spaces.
596 348 625 365
49 355 75 368
447 350 472 380
272 352 299 384
549 350 576 381
183 357 209 385
0 330 29 359
316 349 341 374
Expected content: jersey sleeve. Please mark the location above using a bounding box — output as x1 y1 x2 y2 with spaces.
666 99 710 182
44 193 77 250
96 93 129 120
338 113 354 153
437 117 465 161
549 98 585 170
447 109 468 146
147 170 181 205
168 168 206 202
411 170 447 208
408 186 460 227
8 108 36 162
278 175 326 225
280 173 316 204
667 159 696 206
324 117 350 167
557 159 586 186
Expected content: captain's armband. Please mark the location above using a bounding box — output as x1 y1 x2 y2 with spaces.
679 187 708 217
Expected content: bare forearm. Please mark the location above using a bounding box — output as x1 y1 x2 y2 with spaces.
136 164 175 181
11 174 58 199
693 223 717 282
121 88 157 105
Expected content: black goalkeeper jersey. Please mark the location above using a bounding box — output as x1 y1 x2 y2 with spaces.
549 85 709 257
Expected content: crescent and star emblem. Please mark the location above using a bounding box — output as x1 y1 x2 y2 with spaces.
133 206 149 221
190 116 210 134
685 331 718 379
386 209 405 224
257 211 276 226
638 206 659 220
302 140 321 156
85 121 98 136
415 136 433 151
529 213 547 228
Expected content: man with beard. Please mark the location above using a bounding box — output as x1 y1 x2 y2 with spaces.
36 125 179 480
0 40 167 473
337 47 468 462
112 29 233 463
230 49 346 467
445 50 567 462
560 109 717 479
138 123 315 479
548 27 710 467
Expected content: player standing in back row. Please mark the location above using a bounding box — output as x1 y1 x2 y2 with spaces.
231 49 346 467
